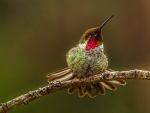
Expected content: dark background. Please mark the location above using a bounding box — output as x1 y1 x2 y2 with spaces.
0 0 150 113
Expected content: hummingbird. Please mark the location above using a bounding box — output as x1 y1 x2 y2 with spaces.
46 15 126 98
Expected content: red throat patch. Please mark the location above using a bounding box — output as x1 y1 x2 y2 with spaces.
86 37 100 50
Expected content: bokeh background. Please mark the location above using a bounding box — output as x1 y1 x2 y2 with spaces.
0 0 150 113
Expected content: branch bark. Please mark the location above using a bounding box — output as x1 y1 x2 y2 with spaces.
0 69 150 113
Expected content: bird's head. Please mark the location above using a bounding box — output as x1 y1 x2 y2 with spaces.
79 15 113 50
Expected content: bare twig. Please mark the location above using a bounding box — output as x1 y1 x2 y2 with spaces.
0 69 150 113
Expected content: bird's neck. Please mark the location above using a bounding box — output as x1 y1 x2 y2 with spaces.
78 43 104 52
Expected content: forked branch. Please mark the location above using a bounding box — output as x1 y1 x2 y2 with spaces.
0 69 150 113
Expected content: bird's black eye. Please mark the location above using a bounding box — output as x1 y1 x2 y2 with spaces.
90 31 97 37
90 32 94 37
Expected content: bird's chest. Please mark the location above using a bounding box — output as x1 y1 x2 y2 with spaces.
83 49 107 75
67 46 108 77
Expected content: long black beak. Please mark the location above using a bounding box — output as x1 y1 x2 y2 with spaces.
96 15 114 42
99 15 114 30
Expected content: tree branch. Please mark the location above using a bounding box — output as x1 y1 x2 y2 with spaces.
0 69 150 113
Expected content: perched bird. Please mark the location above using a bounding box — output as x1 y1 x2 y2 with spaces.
46 15 126 98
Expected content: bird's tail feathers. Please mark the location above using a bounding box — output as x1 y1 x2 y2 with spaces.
46 68 75 82
46 67 126 98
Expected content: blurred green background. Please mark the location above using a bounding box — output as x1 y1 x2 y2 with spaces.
0 0 150 113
